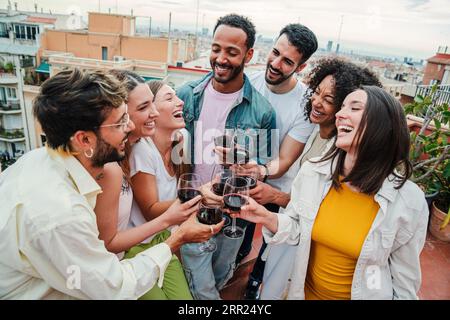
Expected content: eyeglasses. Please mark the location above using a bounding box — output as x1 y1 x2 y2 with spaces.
98 105 130 131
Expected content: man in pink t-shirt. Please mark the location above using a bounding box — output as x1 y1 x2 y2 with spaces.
176 14 276 300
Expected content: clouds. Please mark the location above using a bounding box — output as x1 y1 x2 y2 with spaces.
8 0 450 58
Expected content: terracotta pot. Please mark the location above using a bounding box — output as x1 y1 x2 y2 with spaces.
429 201 450 242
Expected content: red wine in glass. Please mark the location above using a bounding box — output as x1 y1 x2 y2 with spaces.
177 188 202 203
197 206 223 225
223 194 247 212
222 176 249 239
244 176 257 189
197 203 221 252
177 173 202 203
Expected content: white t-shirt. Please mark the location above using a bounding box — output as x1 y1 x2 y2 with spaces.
249 70 314 193
129 137 177 243
193 80 242 184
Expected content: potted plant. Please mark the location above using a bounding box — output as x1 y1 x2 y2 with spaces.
4 61 15 74
429 170 450 241
404 84 450 241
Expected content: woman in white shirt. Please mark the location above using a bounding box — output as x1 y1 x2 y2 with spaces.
129 80 189 229
232 86 428 299
95 71 219 300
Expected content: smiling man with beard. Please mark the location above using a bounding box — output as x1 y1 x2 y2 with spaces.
234 24 318 299
176 14 276 300
0 69 221 299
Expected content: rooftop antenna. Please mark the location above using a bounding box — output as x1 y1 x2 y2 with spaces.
34 3 37 13
194 0 199 56
14 2 17 11
195 0 199 36
336 15 344 54
168 12 172 38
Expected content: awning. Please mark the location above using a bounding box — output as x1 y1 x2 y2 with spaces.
36 62 50 74
142 76 161 82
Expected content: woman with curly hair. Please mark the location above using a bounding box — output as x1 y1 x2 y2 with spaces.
243 58 382 299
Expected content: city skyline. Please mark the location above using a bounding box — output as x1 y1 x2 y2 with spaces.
1 0 450 60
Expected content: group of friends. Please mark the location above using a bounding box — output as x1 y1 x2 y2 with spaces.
0 14 428 300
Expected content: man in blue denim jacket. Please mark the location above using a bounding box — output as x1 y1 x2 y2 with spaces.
176 14 276 300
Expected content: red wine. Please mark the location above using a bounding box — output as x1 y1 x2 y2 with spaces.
223 194 246 212
244 176 257 189
212 182 225 196
197 207 223 225
178 188 202 203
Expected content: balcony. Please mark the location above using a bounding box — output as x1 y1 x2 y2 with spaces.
416 84 450 107
48 54 168 79
20 57 35 68
0 127 25 142
0 101 21 114
0 72 18 84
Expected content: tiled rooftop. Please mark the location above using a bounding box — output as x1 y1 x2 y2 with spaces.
220 224 450 300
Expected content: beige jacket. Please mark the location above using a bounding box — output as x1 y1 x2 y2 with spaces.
263 158 429 300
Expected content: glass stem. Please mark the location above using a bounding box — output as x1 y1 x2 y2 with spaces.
232 216 237 232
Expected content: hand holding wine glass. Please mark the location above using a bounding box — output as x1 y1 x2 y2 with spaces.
196 202 224 252
177 173 203 203
222 176 250 239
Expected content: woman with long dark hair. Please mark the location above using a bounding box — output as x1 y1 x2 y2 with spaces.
234 86 428 299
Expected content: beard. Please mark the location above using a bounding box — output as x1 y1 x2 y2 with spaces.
211 59 245 84
264 63 297 85
91 134 127 168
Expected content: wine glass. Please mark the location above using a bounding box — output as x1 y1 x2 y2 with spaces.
222 176 249 239
196 202 223 253
232 128 256 165
177 173 203 203
210 165 234 227
214 128 235 167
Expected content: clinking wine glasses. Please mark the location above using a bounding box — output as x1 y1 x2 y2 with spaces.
222 176 249 239
210 164 233 227
177 173 203 203
196 202 223 253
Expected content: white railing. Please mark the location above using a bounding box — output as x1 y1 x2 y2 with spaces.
48 55 168 78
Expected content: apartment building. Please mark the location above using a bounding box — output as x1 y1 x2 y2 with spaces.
0 5 85 169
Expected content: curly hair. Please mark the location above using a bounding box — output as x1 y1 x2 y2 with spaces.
303 58 382 122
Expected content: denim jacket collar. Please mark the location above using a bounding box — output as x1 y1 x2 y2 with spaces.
191 72 253 105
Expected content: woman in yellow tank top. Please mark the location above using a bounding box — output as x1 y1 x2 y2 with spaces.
232 86 428 299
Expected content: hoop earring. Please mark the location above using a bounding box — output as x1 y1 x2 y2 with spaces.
84 148 94 158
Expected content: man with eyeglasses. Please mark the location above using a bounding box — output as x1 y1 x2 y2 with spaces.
0 68 222 299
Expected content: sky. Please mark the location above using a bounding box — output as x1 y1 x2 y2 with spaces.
2 0 450 60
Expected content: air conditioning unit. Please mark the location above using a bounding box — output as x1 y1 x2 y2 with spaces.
113 56 125 62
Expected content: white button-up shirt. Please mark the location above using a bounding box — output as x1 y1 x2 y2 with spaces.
263 158 429 300
0 148 172 299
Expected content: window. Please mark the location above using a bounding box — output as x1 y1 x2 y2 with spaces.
14 24 38 40
0 23 7 38
6 87 17 99
20 25 25 39
102 47 108 60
